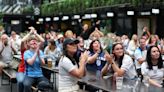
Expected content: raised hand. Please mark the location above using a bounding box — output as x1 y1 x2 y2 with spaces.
36 42 43 56
28 26 35 30
104 51 113 64
80 50 89 64
29 26 37 35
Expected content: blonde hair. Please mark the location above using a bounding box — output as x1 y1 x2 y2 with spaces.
65 30 73 38
27 35 38 42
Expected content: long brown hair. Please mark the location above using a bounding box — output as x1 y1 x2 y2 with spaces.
112 42 124 68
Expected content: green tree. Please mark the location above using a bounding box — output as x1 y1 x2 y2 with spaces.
40 0 163 16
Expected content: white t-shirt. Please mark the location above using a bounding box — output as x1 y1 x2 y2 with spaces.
120 54 137 79
44 46 62 62
59 56 78 88
127 40 138 56
141 62 164 84
134 47 147 69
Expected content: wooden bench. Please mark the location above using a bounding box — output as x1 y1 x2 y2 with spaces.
1 68 17 92
1 68 43 92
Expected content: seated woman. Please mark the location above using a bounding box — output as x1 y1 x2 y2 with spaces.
44 39 62 64
23 35 50 92
43 39 62 79
59 38 88 92
126 34 139 57
141 46 164 88
86 39 107 72
102 42 137 79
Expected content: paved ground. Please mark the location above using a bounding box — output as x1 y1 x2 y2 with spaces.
0 74 58 92
0 74 88 92
0 76 17 92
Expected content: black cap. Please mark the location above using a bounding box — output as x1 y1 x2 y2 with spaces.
63 38 79 46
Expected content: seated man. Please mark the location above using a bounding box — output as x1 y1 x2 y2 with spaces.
0 34 17 74
23 35 50 92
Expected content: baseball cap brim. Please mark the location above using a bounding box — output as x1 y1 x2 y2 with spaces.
63 38 79 46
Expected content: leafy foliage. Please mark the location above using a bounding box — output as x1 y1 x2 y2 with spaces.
40 0 163 16
22 6 34 15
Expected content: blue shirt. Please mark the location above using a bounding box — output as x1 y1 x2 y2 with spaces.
24 50 44 77
86 51 106 71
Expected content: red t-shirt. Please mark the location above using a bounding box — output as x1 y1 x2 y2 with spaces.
18 48 26 72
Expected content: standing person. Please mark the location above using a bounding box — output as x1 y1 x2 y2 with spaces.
102 42 137 79
142 26 151 45
59 38 88 92
23 35 49 92
80 20 100 40
142 26 150 38
141 46 164 88
16 27 45 92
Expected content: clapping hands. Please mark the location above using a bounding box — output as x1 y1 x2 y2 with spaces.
104 51 114 64
80 50 89 64
36 42 43 56
29 26 37 35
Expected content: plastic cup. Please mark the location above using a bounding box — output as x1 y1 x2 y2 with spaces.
116 76 123 89
52 61 55 68
47 58 52 68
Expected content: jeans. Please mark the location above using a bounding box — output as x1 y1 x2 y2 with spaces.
23 76 50 92
16 72 25 92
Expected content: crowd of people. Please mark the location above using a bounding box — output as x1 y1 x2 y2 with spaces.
0 22 164 92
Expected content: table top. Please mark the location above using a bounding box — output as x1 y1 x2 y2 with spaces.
13 55 21 60
79 70 164 92
3 68 17 79
41 65 59 73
